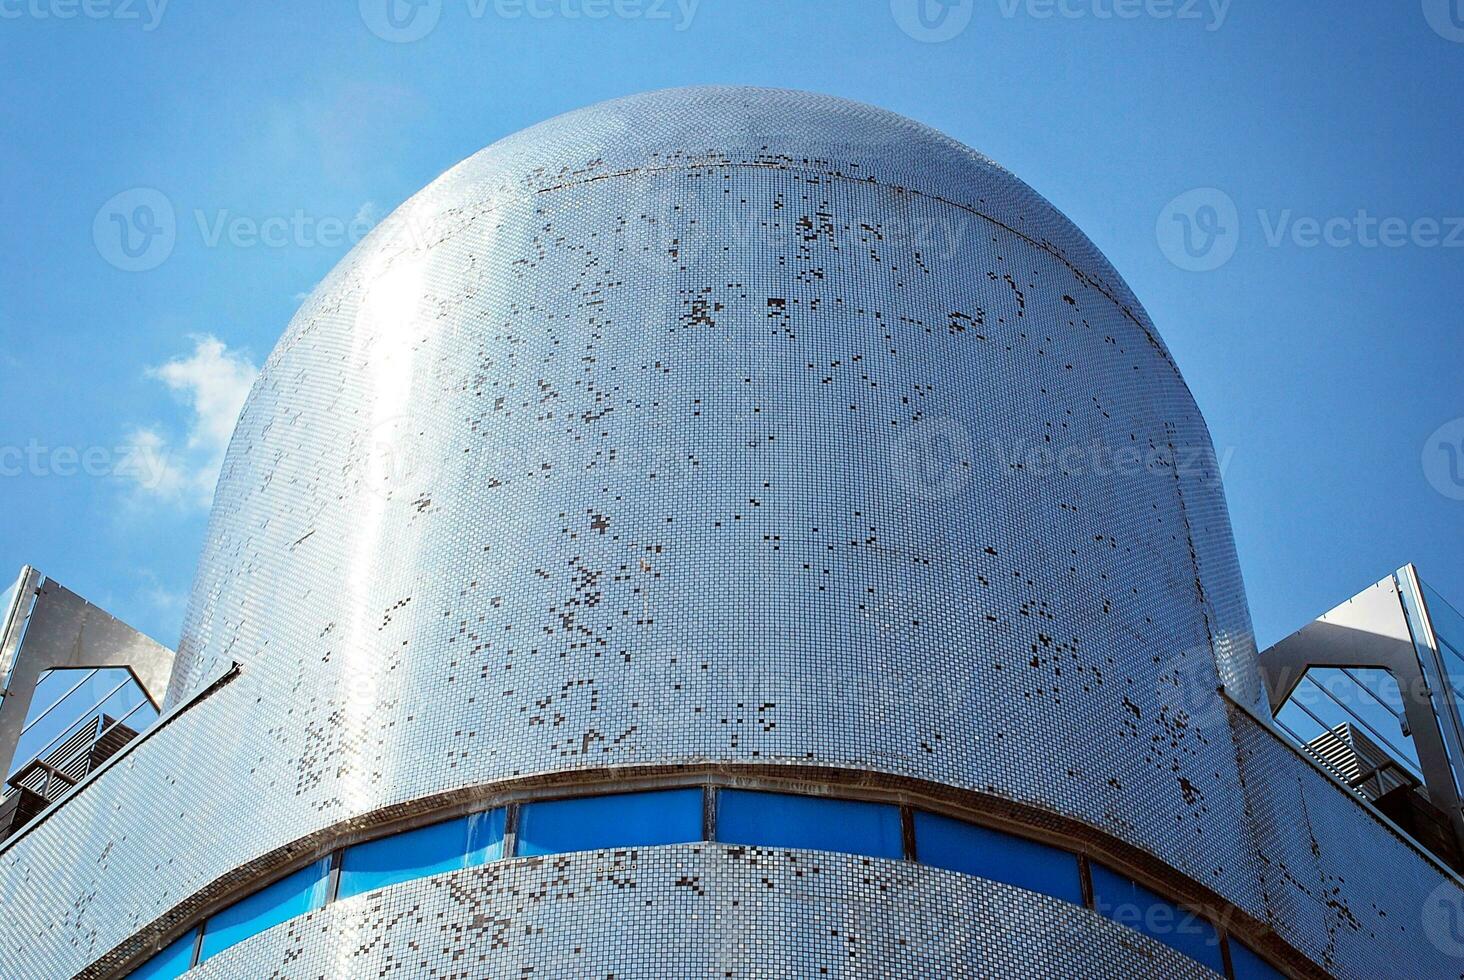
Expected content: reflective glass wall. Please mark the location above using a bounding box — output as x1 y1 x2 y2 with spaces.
0 566 27 694
1269 570 1464 808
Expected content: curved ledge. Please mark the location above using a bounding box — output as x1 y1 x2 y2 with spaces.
96 764 1316 980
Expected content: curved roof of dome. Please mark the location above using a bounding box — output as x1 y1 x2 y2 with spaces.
317 86 1172 364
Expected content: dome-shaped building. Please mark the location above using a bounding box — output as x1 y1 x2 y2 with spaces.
185 90 1263 807
2 88 1457 980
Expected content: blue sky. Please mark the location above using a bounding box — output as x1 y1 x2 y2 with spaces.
0 0 1460 649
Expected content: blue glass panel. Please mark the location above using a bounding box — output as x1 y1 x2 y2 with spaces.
338 809 505 900
1229 940 1286 979
912 810 1083 905
1090 863 1224 973
199 857 330 961
1427 585 1464 716
516 788 703 856
127 929 196 980
716 790 903 859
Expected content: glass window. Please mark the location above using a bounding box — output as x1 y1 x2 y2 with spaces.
127 928 196 980
338 809 505 901
913 810 1083 905
199 857 330 962
1230 940 1287 979
716 790 903 859
516 788 702 856
1090 863 1224 974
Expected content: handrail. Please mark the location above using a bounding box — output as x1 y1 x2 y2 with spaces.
1225 685 1464 888
13 674 132 774
0 660 239 857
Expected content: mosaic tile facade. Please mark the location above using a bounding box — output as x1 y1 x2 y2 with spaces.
169 84 1267 890
0 87 1459 978
184 846 1220 979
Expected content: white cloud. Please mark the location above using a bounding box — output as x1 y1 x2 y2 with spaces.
124 335 258 507
119 425 189 498
135 567 188 617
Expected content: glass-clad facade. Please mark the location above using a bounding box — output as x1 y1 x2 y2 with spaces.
0 570 19 645
1422 583 1464 674
1264 565 1464 876
0 567 25 694
0 568 171 842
